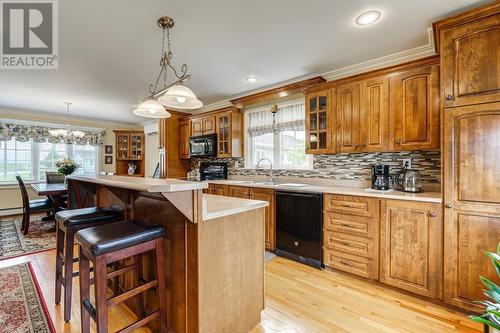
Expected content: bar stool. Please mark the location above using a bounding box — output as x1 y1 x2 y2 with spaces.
55 207 122 322
76 220 167 333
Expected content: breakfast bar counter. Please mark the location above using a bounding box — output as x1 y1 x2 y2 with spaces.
66 175 268 333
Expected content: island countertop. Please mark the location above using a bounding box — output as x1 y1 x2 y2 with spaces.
67 175 208 193
202 194 269 221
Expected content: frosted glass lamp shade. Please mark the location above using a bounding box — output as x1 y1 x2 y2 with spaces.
132 100 171 118
158 84 203 110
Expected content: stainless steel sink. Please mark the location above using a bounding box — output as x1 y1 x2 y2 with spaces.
278 183 308 188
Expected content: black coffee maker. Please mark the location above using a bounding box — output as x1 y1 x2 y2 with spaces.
371 164 390 190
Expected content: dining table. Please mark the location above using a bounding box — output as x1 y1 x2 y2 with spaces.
31 183 68 220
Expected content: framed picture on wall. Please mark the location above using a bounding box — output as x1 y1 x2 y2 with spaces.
105 145 113 154
104 156 113 164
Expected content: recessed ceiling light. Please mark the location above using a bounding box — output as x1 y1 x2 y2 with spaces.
245 75 260 83
355 10 382 26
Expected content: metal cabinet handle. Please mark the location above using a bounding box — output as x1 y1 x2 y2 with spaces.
394 139 401 144
445 203 453 208
294 241 299 246
446 95 453 101
429 212 437 217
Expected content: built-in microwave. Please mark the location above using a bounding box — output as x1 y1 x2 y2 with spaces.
189 134 217 157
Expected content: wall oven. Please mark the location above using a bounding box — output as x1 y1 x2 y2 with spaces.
189 134 217 157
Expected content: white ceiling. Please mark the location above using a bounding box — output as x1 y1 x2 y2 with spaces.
0 0 487 124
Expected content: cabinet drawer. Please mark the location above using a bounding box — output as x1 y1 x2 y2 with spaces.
323 248 376 279
324 212 372 237
324 194 378 218
323 231 369 257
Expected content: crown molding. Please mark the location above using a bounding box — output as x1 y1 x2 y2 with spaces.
321 28 436 81
192 28 436 114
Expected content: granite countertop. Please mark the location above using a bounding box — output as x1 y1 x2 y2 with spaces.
67 175 208 193
207 179 442 203
202 194 269 221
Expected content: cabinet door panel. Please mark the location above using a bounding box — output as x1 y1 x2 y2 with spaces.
443 103 500 311
179 120 190 159
250 188 275 251
337 83 361 153
305 90 334 154
203 115 216 134
191 119 203 137
390 64 440 150
227 185 250 199
441 14 500 107
380 200 442 298
361 76 389 151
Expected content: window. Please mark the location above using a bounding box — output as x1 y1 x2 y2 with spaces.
0 139 33 181
0 138 99 183
245 100 313 170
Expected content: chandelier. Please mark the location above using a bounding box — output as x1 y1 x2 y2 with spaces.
49 102 85 138
132 16 203 118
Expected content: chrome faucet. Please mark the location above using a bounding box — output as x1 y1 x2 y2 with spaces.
256 158 278 184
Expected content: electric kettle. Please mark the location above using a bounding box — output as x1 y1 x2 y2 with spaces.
394 163 423 193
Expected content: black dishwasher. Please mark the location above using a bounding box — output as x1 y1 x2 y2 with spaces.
276 191 323 268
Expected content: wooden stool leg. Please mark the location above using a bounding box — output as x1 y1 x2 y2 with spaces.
55 225 64 305
63 230 75 322
79 245 91 333
155 238 168 333
94 256 108 333
134 254 146 319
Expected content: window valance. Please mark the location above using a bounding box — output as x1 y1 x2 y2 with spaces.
247 102 305 137
0 122 104 146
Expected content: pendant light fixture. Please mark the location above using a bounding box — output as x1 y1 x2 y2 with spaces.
49 102 85 138
133 16 203 118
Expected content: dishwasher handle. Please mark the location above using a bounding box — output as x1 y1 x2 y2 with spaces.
276 191 322 199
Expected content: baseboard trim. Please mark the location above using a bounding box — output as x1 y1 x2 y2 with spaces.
0 208 23 217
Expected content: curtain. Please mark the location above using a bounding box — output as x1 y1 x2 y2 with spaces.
0 122 104 146
247 101 305 137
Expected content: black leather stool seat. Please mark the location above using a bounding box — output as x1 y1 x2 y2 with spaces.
76 220 164 256
56 207 121 227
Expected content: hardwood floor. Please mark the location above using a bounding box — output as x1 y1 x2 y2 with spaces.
0 250 480 333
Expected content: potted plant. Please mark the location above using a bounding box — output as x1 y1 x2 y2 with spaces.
470 242 500 333
56 159 80 184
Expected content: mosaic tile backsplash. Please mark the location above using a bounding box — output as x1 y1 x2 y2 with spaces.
191 151 441 184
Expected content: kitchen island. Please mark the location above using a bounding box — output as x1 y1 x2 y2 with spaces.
66 175 268 333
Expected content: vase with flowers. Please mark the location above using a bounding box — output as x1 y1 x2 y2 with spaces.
56 159 80 185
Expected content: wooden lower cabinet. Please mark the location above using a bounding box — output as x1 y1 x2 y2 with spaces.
323 194 379 279
205 184 228 196
250 188 276 251
380 200 442 299
225 185 275 251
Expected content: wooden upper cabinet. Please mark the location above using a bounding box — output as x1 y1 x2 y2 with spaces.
390 64 440 150
336 83 361 153
305 90 334 154
191 118 204 136
360 76 389 152
443 102 500 311
202 115 216 134
380 200 442 299
179 119 190 160
440 13 500 108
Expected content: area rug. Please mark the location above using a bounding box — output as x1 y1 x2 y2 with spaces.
0 214 56 260
0 262 55 333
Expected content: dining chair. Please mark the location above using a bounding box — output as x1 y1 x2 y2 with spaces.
16 175 55 235
46 171 65 184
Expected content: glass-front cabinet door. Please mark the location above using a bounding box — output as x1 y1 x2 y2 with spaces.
216 112 231 157
130 133 144 159
305 89 333 154
117 133 129 159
